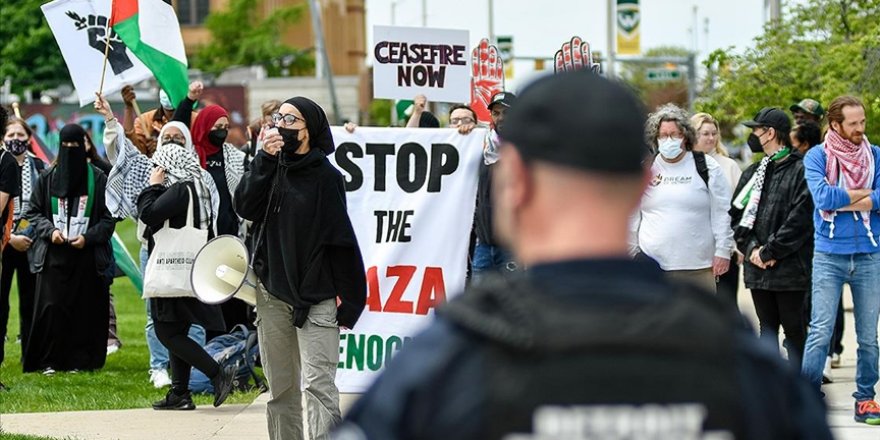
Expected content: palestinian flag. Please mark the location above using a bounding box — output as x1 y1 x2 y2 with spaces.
110 0 188 107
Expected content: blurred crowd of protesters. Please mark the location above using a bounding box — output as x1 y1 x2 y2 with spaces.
0 67 877 438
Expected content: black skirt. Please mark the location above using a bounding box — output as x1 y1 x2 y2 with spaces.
150 297 225 332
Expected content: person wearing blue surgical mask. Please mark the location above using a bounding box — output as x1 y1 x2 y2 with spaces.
629 104 734 295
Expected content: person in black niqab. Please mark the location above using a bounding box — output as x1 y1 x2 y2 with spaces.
234 97 366 439
23 123 116 373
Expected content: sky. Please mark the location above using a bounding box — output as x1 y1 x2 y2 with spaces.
364 0 778 90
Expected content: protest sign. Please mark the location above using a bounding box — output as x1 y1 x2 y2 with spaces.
42 0 152 107
470 38 505 123
329 126 485 392
373 26 471 103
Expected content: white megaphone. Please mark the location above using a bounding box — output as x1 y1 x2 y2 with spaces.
190 235 258 306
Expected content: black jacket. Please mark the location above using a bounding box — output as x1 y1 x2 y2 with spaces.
25 164 115 275
474 161 496 245
339 259 832 440
729 152 814 291
137 181 211 253
234 149 366 329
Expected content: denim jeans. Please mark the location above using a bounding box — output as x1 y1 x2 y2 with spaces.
471 241 517 281
801 251 880 401
141 246 205 370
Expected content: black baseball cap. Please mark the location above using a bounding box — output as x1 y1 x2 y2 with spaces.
488 92 516 110
742 107 791 133
500 70 647 174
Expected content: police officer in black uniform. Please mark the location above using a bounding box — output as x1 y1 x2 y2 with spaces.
335 71 832 440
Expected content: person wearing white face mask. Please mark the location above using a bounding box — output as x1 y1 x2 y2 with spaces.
629 104 734 294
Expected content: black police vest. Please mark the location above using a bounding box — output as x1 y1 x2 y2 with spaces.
441 275 745 440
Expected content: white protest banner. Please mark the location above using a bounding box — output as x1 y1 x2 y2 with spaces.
329 126 485 392
372 25 470 103
42 0 153 107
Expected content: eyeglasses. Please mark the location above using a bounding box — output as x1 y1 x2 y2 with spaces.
449 117 475 126
161 134 186 144
272 112 305 126
657 135 684 143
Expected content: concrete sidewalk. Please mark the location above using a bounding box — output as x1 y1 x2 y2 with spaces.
0 393 359 440
2 292 880 439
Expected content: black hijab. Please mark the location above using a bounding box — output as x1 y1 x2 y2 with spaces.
51 124 89 197
283 97 335 155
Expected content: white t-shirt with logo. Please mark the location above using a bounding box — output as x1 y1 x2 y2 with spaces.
630 152 734 271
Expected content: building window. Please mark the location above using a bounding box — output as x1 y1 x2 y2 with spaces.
176 0 210 25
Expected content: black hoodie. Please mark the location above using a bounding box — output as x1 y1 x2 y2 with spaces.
234 144 366 329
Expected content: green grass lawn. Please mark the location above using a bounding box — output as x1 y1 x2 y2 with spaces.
0 219 261 413
0 432 74 440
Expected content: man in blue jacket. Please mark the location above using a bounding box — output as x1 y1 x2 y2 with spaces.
801 95 880 425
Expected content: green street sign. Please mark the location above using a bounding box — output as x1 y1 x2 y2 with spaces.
646 68 682 82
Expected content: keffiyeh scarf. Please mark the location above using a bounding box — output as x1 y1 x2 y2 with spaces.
733 147 791 230
105 135 242 222
821 130 876 246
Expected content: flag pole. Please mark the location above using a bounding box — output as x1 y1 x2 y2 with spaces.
98 1 114 95
132 100 150 135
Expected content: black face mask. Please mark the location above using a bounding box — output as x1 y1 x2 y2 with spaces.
5 139 29 155
207 129 228 147
277 127 302 154
747 132 765 153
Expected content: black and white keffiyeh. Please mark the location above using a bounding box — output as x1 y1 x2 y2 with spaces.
13 155 37 222
105 123 244 224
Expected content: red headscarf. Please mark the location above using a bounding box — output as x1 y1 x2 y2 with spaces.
190 104 228 169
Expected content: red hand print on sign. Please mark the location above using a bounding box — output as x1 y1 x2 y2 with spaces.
470 38 505 123
554 36 600 74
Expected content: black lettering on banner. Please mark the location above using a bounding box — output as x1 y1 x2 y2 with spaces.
397 65 447 88
366 143 395 191
427 143 458 192
336 141 460 193
335 142 364 191
375 210 414 243
397 142 428 193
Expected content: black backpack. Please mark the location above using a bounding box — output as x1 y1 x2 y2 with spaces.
693 151 710 186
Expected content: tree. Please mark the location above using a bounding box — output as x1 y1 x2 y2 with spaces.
0 0 69 96
698 0 880 141
192 0 315 77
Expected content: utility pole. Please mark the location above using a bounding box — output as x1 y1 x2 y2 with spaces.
307 0 342 123
703 17 709 54
606 0 615 77
488 0 495 43
422 0 427 26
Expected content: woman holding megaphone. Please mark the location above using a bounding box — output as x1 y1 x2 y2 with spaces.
137 121 236 410
234 97 366 440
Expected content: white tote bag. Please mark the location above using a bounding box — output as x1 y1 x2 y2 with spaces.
142 187 208 298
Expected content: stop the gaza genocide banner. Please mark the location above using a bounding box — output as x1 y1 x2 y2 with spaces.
372 25 471 103
328 127 484 392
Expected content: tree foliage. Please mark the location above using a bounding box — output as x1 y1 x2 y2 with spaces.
192 0 315 77
0 0 69 96
697 0 880 141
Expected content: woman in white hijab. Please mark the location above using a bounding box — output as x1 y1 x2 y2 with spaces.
137 122 235 411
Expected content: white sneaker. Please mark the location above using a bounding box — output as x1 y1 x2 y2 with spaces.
149 369 172 388
822 357 834 384
107 344 120 355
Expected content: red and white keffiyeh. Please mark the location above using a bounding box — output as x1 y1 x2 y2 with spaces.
821 129 877 246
